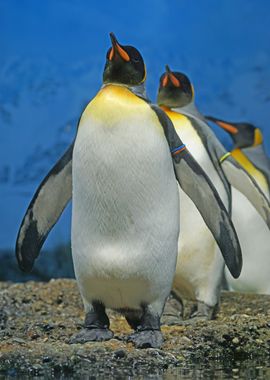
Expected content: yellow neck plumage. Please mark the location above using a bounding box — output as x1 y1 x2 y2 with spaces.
230 148 268 195
253 128 263 146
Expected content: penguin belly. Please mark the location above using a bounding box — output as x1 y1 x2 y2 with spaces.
72 85 179 311
174 173 226 306
225 188 270 294
168 112 228 306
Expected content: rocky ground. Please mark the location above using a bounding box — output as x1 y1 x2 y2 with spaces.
0 279 270 378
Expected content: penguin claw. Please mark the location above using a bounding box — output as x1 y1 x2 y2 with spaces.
69 328 114 344
127 330 163 349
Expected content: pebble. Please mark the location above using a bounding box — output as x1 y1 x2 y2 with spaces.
1 280 270 377
113 349 127 359
12 337 26 344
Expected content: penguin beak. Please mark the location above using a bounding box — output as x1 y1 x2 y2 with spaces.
162 65 181 88
109 32 130 62
213 120 238 135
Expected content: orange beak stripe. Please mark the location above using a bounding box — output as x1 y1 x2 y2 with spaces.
169 73 180 87
115 43 130 62
162 74 169 87
109 47 114 61
216 121 238 135
109 44 130 62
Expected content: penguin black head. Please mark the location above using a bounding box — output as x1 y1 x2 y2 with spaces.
205 116 263 149
103 33 146 86
157 66 194 108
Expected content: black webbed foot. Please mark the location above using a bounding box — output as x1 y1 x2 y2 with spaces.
127 330 163 348
70 301 113 344
161 293 184 326
187 301 219 323
126 304 163 349
70 328 113 343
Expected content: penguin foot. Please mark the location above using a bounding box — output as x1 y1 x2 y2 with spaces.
125 311 142 330
69 328 114 344
126 303 163 348
186 316 209 324
70 301 114 343
161 293 184 326
162 314 184 325
127 330 163 349
188 301 219 322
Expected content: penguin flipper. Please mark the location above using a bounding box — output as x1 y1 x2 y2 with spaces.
152 105 242 278
16 143 73 273
173 151 242 278
220 155 270 229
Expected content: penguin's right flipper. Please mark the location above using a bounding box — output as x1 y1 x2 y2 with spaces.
152 105 242 278
16 143 73 273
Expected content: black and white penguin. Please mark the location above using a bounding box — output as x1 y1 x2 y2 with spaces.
16 36 242 347
206 116 270 294
157 66 270 320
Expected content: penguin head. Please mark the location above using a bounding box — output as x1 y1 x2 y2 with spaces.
157 66 194 108
103 33 146 86
205 116 263 149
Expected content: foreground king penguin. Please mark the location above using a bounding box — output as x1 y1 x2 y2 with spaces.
16 34 243 348
205 116 270 294
157 66 270 321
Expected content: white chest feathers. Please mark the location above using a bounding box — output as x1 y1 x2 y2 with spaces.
71 85 179 310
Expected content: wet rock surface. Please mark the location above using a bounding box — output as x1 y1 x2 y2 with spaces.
0 279 270 378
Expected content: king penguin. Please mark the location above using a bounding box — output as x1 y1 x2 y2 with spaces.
157 66 270 321
16 34 243 348
205 116 270 294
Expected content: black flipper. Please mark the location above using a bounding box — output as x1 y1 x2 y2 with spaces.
182 113 232 215
151 105 242 278
16 143 73 272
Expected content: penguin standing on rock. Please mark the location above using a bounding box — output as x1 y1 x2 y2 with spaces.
157 66 270 321
16 35 242 348
205 117 270 294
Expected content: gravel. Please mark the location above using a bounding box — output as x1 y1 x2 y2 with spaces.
0 279 270 378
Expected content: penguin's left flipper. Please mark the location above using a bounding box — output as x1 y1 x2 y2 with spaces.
152 105 242 279
16 143 73 273
220 154 270 229
173 151 242 278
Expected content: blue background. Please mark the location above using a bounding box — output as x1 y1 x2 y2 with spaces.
0 0 269 275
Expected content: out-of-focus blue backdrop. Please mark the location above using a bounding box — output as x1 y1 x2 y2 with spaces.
1 0 269 279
